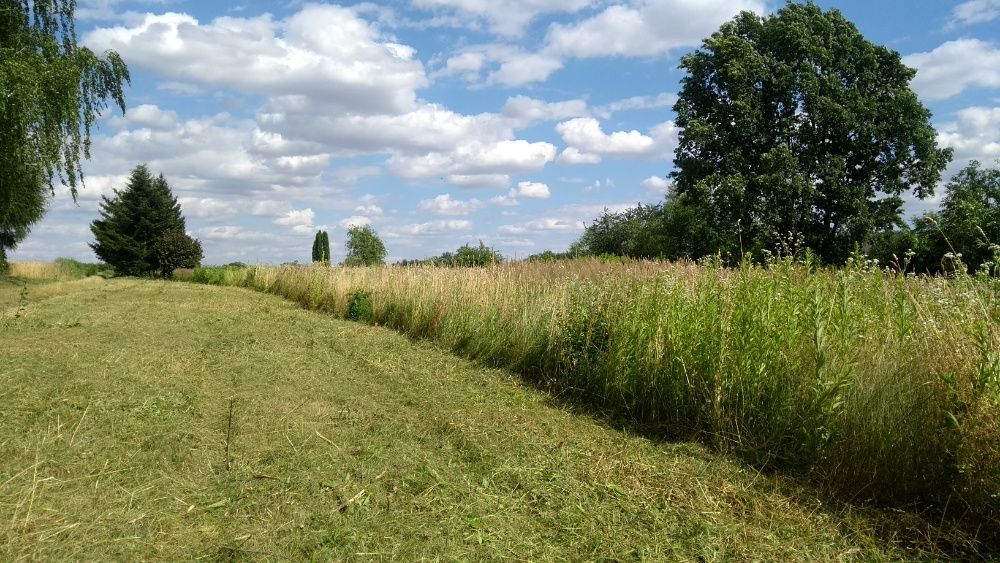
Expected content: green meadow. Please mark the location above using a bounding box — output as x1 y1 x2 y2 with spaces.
1 261 996 558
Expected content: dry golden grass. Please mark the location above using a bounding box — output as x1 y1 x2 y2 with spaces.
7 261 61 279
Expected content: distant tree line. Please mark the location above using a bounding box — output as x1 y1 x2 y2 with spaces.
573 161 1000 275
396 241 503 267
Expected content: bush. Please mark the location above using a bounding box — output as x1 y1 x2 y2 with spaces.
345 289 374 322
151 230 203 278
453 242 502 267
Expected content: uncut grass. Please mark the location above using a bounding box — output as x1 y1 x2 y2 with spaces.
0 279 956 559
7 259 109 281
193 260 1000 547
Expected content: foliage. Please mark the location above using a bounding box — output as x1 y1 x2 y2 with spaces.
345 289 374 322
671 1 951 263
921 161 1000 274
865 162 1000 275
151 230 202 278
523 250 580 262
90 164 187 276
311 230 330 264
573 194 718 261
0 0 130 270
398 241 503 267
343 225 386 267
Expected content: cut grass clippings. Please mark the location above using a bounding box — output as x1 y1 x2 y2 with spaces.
0 279 984 559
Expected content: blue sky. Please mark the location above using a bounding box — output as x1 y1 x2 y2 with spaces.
12 0 1000 264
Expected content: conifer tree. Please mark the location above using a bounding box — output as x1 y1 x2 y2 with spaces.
90 164 186 276
311 230 331 263
320 230 331 263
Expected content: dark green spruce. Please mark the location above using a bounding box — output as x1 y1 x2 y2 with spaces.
90 164 187 276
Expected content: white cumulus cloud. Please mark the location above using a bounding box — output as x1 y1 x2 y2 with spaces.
904 39 1000 101
419 194 484 215
544 0 764 59
556 117 678 159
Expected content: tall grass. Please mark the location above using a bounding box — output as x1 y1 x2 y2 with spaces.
7 258 109 280
189 258 1000 543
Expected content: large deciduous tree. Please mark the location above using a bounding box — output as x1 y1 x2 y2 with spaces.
90 165 187 276
671 1 951 263
343 225 386 267
0 0 129 271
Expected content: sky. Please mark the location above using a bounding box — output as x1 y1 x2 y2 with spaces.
11 0 1000 264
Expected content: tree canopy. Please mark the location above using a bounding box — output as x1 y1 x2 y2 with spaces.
343 225 386 267
0 0 129 270
90 164 188 276
671 1 951 263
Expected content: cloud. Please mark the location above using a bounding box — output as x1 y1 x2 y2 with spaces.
592 92 677 118
353 204 384 216
411 0 590 37
444 174 512 188
388 139 557 183
197 226 278 241
936 106 1000 173
112 103 179 129
387 219 473 236
946 0 1000 29
274 208 315 227
498 217 583 234
419 194 484 215
557 147 602 165
511 181 550 199
487 53 564 86
85 6 427 114
501 95 589 125
489 180 551 206
904 39 1000 101
556 117 678 159
339 216 371 228
544 0 764 59
640 175 671 195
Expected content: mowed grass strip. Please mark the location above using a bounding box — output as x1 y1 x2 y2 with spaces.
0 280 975 560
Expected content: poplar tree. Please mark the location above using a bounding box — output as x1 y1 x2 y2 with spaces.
312 230 330 263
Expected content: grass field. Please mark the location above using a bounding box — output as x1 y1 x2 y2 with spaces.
187 259 1000 546
0 277 985 559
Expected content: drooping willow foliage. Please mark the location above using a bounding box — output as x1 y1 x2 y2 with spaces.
0 0 129 270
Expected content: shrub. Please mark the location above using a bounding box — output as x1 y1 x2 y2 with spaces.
151 231 203 278
345 289 374 322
